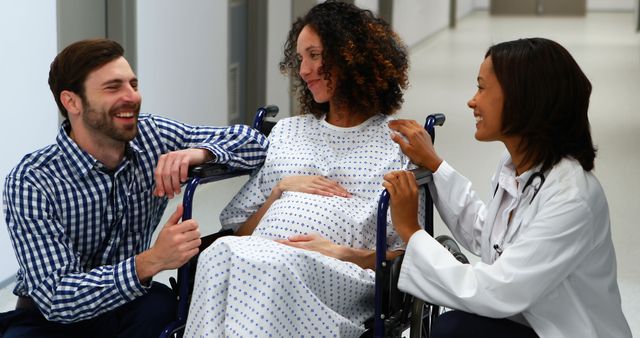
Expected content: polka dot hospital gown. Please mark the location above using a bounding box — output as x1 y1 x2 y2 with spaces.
185 114 422 337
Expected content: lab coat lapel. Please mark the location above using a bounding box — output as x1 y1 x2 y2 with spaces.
481 185 502 262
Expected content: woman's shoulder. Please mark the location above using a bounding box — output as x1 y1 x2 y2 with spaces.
268 114 320 138
545 157 606 208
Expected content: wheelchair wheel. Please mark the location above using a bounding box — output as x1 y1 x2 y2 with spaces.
436 235 469 264
410 298 425 338
409 299 441 338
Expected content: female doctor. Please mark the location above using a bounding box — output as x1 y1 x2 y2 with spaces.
384 38 631 338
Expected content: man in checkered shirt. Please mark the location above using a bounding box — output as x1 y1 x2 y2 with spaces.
1 38 268 337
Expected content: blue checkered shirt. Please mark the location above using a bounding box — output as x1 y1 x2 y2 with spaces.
3 114 268 323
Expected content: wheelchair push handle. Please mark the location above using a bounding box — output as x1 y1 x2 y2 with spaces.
424 113 445 143
252 105 279 130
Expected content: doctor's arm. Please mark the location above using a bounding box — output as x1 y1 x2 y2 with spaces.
388 119 487 253
392 186 597 317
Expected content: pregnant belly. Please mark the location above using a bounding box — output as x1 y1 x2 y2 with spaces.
253 191 368 246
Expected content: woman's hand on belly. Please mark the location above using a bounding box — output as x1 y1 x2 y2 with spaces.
275 175 351 198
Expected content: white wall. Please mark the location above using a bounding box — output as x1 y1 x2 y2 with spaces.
136 0 228 126
355 0 379 13
457 0 478 18
588 0 636 11
393 0 450 48
266 0 293 118
0 2 59 282
475 0 490 10
477 0 635 11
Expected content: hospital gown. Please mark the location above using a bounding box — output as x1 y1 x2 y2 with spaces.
185 114 416 337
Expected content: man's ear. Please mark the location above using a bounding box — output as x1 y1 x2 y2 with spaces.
60 90 82 116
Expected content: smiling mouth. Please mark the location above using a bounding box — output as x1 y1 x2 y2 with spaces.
115 112 135 118
475 116 483 123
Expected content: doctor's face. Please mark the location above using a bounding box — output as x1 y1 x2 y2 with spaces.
468 56 505 142
297 25 334 104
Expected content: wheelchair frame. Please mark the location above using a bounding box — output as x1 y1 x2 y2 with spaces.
160 107 460 338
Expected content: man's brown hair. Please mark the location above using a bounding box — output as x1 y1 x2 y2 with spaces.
48 38 124 118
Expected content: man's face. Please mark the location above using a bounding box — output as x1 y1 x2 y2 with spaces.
80 56 142 143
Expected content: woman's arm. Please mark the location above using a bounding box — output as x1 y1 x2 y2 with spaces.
234 186 283 235
277 233 403 270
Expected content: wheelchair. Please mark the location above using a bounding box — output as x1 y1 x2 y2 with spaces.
159 106 469 338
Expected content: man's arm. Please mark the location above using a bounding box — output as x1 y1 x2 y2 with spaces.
3 176 147 323
150 116 269 198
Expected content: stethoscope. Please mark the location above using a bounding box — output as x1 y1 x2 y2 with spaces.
523 171 546 204
492 170 546 256
493 170 546 205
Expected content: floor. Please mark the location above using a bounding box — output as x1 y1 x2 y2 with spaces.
1 9 638 337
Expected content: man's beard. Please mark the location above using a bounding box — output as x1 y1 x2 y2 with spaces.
82 101 141 142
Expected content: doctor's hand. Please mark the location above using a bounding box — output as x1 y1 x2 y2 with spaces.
154 148 213 198
273 175 351 198
383 170 422 243
388 119 443 173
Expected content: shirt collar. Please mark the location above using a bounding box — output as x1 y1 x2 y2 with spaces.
497 158 519 198
56 119 143 177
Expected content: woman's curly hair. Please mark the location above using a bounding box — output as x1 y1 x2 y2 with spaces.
280 1 409 118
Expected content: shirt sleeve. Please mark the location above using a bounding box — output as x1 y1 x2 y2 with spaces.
3 175 148 323
428 160 487 255
398 187 597 318
218 119 285 231
218 168 267 232
150 115 269 169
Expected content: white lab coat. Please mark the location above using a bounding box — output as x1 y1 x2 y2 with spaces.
397 154 631 338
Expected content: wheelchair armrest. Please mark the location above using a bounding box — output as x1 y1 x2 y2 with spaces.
410 167 433 186
187 162 254 183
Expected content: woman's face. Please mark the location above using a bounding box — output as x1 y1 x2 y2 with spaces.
296 25 334 103
468 56 505 142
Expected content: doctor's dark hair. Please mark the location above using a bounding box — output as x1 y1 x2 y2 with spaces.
48 38 125 118
280 0 409 118
487 38 596 172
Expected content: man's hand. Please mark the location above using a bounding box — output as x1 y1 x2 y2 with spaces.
135 204 201 282
154 148 212 198
383 170 422 243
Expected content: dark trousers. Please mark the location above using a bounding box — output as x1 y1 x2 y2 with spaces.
431 310 539 338
1 282 176 338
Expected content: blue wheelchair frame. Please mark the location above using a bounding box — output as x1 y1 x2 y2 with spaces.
160 107 448 338
372 114 444 338
160 105 279 337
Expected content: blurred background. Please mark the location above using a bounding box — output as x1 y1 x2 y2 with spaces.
1 0 638 335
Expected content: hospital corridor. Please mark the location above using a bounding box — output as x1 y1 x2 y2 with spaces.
0 1 639 337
